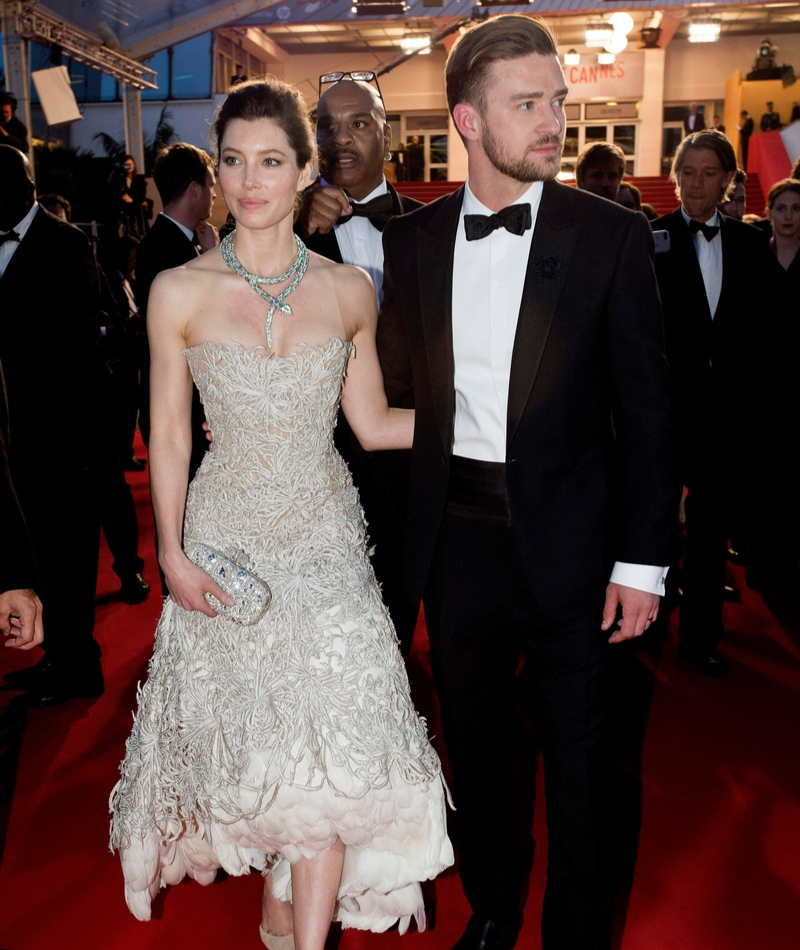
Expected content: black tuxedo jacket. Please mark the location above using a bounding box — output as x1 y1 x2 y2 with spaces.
0 207 103 473
0 363 38 592
302 182 422 263
378 181 673 614
683 113 706 135
135 213 207 473
135 213 198 318
651 208 777 478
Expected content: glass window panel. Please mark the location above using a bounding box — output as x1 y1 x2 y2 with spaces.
142 49 168 100
563 126 579 157
625 159 634 176
429 133 447 165
614 124 636 155
585 125 608 144
171 33 213 99
430 167 448 181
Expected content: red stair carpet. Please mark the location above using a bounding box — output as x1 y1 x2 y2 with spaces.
1 438 798 950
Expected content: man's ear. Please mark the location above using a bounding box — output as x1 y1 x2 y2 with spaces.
453 102 481 143
383 122 392 159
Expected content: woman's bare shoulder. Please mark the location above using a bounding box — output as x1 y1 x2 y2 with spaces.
150 248 226 299
308 250 374 299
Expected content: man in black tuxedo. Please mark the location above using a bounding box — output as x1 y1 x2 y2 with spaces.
296 77 423 656
738 110 754 168
136 143 218 478
0 145 105 704
651 130 777 677
378 16 672 950
683 101 706 136
760 101 781 132
0 360 42 650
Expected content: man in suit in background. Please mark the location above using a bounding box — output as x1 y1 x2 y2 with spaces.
760 101 781 132
136 143 218 478
295 76 423 657
684 101 706 136
575 141 626 202
378 16 672 950
0 359 42 651
0 145 105 703
651 130 777 677
738 110 754 168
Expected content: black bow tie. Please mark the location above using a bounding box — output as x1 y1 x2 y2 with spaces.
0 229 21 247
338 193 394 232
464 203 532 241
688 219 720 242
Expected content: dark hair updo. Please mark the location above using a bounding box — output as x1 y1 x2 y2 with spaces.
212 77 315 169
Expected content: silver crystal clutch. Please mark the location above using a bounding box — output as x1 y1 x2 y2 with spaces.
184 540 271 625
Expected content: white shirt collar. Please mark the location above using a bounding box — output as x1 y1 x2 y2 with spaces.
5 201 39 240
320 177 388 206
681 207 720 230
160 212 195 243
461 179 543 219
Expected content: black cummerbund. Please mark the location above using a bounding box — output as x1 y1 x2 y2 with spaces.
447 455 512 526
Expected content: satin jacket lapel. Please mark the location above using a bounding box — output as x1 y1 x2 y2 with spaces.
668 209 712 319
0 206 45 287
507 181 580 449
714 213 735 320
418 187 463 451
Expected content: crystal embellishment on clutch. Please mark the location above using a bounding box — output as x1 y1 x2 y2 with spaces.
185 541 271 625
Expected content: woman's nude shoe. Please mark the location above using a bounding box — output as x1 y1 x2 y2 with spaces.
259 924 295 950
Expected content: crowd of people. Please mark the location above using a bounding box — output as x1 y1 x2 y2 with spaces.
1 13 800 950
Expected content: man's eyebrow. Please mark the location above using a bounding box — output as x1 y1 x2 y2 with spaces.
510 88 568 101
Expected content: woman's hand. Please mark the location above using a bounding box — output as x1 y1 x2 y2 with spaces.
161 552 234 617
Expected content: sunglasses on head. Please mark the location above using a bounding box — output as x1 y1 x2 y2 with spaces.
318 70 384 104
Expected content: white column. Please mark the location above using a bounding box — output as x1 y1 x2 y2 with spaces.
638 48 666 176
122 83 145 171
1 0 33 167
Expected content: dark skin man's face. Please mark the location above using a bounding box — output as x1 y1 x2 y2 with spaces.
315 81 391 201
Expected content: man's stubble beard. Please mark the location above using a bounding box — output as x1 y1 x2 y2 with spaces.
480 121 563 184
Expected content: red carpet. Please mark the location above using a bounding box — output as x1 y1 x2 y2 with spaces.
1 439 799 950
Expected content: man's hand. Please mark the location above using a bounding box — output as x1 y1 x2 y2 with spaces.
601 582 659 644
0 588 44 650
297 184 351 237
195 221 220 251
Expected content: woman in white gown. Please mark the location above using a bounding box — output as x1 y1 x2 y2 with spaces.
109 77 452 950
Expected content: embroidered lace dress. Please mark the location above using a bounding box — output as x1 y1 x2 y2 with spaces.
109 338 453 931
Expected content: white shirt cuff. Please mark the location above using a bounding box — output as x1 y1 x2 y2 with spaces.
610 562 668 597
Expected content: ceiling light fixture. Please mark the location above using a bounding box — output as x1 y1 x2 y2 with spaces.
597 52 616 65
608 12 634 36
563 49 580 66
688 19 721 43
400 35 432 51
585 21 613 48
604 32 628 55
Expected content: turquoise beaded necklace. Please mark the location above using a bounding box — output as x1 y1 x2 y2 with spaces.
220 230 309 347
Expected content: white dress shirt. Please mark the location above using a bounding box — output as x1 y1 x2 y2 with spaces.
0 201 39 280
329 178 387 309
682 207 723 318
451 180 666 596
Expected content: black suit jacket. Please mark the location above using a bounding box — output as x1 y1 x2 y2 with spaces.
136 214 208 474
378 182 673 613
0 207 103 474
651 208 778 479
301 181 422 263
0 362 38 592
683 113 706 135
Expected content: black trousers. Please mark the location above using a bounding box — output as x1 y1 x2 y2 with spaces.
424 464 612 949
15 465 101 669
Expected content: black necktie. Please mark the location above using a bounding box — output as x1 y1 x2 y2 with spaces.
338 193 394 232
464 203 532 241
0 230 21 247
688 219 719 242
